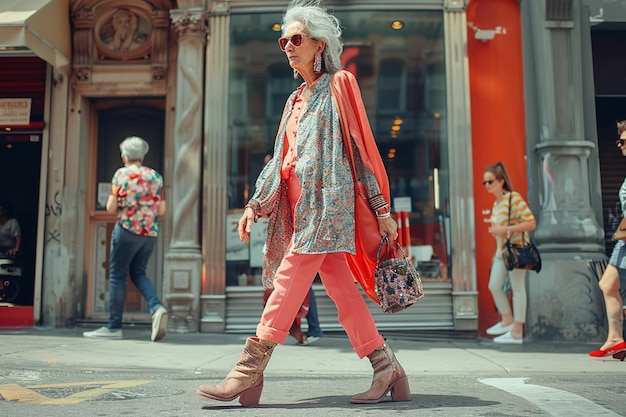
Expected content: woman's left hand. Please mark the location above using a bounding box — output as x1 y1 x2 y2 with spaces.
377 216 398 241
488 225 508 238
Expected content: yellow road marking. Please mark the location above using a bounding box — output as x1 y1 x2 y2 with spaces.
0 380 152 404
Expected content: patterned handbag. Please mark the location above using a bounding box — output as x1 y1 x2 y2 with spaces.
374 236 424 314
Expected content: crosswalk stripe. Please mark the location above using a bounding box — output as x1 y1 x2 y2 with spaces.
479 377 621 417
0 380 152 404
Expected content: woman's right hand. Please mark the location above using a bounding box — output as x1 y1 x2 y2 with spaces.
238 207 256 243
377 216 399 241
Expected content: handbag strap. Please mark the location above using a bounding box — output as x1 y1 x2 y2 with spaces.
376 236 409 264
506 192 528 243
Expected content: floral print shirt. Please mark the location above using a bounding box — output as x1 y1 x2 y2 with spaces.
112 165 163 237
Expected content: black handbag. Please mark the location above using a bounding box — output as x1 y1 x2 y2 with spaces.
501 194 542 273
374 236 424 314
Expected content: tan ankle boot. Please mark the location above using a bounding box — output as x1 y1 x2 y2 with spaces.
350 341 410 404
197 337 277 406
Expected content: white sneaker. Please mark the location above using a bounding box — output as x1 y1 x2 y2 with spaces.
486 322 514 335
83 326 122 339
151 306 168 342
300 336 321 346
493 331 523 344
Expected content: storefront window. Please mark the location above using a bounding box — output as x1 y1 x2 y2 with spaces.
227 10 449 287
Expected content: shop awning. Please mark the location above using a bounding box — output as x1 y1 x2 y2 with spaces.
0 0 70 72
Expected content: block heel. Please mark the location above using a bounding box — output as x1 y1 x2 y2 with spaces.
612 350 626 361
239 383 263 406
390 375 411 401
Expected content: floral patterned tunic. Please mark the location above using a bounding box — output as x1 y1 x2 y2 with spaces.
112 165 163 237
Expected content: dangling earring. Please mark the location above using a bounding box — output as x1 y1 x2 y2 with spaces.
313 53 322 74
293 69 299 79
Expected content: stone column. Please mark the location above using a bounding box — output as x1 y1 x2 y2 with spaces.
164 5 206 333
522 0 606 341
444 0 479 330
199 2 230 332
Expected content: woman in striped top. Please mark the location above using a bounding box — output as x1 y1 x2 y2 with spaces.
483 162 536 344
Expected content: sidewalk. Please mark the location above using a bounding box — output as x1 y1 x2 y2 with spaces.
1 327 623 376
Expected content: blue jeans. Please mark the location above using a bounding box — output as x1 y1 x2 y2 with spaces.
108 224 162 331
306 288 323 337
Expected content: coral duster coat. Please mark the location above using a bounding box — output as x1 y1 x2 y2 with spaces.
251 70 390 304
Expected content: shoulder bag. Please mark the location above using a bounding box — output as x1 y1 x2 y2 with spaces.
501 193 542 273
330 77 387 304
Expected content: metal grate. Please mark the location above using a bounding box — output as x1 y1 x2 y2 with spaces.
546 0 573 21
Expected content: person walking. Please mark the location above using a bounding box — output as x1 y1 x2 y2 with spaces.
197 0 409 406
483 162 536 344
589 121 626 359
83 136 168 342
302 283 323 345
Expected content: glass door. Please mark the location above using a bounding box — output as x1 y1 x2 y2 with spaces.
85 100 165 321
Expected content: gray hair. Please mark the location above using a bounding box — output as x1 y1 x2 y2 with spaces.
119 136 149 161
283 0 343 74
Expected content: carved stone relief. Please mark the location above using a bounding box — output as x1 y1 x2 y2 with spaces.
70 0 170 82
95 8 152 61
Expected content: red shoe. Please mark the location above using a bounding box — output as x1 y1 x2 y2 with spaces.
588 341 626 358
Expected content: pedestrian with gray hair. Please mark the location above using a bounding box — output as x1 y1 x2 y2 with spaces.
197 0 408 406
83 136 168 342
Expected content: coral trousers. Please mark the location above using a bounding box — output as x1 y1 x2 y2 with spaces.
256 244 385 358
256 173 384 358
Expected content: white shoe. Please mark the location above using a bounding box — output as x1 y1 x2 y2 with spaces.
300 336 321 346
151 306 168 342
83 326 122 339
486 322 514 335
493 331 523 344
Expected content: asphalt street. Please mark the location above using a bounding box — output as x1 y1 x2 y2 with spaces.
0 327 624 416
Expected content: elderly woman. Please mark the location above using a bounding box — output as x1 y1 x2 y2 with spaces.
589 121 626 360
83 136 168 342
197 0 409 406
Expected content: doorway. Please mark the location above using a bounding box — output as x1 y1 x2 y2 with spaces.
0 132 42 307
84 100 166 322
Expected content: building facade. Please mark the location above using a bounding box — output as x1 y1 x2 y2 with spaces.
0 0 622 342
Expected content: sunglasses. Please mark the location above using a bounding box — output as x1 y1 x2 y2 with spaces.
617 139 626 146
278 33 314 51
482 180 495 185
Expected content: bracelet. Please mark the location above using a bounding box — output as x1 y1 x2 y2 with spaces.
376 212 391 219
374 205 390 216
369 194 388 211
